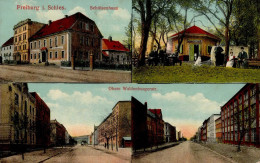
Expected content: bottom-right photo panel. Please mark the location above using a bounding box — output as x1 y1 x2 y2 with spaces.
0 83 259 163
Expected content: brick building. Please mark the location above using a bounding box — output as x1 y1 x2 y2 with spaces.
167 25 221 61
164 122 177 142
97 101 131 149
50 119 66 146
0 83 36 151
102 36 130 64
201 118 209 142
221 83 259 147
13 19 45 63
29 12 103 66
215 117 222 143
148 109 164 145
30 92 50 148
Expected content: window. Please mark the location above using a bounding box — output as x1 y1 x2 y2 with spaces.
61 36 65 44
44 40 46 47
90 24 94 32
39 41 41 48
50 52 52 58
85 23 89 30
86 37 89 46
80 22 83 29
55 51 58 58
38 53 40 59
23 33 26 40
80 36 84 45
50 38 52 47
34 42 37 49
55 37 58 46
15 37 17 42
15 93 19 105
24 101 27 115
62 51 65 58
34 53 36 59
30 42 33 49
19 35 21 41
31 54 33 59
91 39 94 46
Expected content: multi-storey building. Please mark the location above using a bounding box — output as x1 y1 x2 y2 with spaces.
207 114 221 142
0 83 36 151
164 122 176 143
29 12 103 66
1 37 14 62
221 83 259 147
30 92 50 148
148 109 164 145
102 36 130 64
97 101 131 149
215 117 222 143
50 119 66 146
13 19 45 62
201 118 208 141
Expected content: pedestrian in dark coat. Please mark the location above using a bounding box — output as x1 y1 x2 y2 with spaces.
237 47 248 68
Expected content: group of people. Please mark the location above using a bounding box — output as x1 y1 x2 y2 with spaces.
226 47 248 68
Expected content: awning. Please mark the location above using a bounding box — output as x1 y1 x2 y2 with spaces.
41 47 48 51
102 51 109 57
122 137 131 141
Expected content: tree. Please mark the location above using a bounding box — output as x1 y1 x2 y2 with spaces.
194 0 235 64
133 0 174 66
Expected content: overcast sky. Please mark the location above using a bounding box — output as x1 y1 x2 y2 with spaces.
0 0 131 45
28 83 245 138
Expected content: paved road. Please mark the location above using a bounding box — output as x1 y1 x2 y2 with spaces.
0 65 131 83
43 145 131 163
133 141 234 163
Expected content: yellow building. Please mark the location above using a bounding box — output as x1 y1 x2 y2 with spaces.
13 19 45 63
167 25 221 61
0 83 36 151
97 101 131 149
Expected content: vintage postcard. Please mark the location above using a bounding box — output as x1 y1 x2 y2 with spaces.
131 0 260 83
0 83 260 163
0 0 132 83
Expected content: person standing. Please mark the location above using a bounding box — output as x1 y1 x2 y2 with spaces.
237 47 248 68
214 44 224 66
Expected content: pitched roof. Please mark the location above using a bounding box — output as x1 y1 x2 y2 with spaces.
2 37 14 47
148 109 162 116
170 25 220 40
30 12 101 40
102 39 129 52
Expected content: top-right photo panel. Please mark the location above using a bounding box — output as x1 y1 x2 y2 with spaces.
131 0 260 83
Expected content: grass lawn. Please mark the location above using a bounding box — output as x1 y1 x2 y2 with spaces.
132 63 260 83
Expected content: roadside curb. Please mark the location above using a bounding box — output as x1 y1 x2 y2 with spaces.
37 148 74 163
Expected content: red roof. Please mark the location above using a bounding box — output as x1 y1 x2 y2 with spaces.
170 25 220 40
148 109 162 116
102 39 129 52
2 37 14 47
30 12 101 40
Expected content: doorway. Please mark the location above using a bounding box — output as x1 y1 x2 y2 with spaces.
42 51 46 62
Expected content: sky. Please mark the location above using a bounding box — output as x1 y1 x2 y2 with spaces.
28 83 245 139
0 0 131 46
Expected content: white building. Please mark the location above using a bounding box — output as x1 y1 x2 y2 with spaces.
65 130 70 144
1 37 14 62
207 114 221 142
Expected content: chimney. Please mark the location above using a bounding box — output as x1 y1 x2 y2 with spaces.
48 20 52 25
65 15 68 18
108 36 112 41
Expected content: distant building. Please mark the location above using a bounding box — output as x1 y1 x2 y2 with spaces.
148 109 164 145
30 92 50 148
164 122 176 142
50 119 66 146
167 25 221 61
207 114 221 142
29 12 103 66
13 19 45 63
0 83 36 151
215 117 222 143
221 84 259 147
102 36 130 64
97 101 131 148
201 118 209 141
1 37 14 62
178 131 182 140
65 131 69 144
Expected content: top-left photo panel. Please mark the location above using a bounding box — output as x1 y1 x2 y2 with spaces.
0 0 132 83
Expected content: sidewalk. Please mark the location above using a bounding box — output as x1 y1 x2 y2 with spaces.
0 147 73 163
133 142 180 156
89 145 131 161
199 142 260 163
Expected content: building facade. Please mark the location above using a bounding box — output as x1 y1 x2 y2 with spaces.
50 119 66 146
1 37 14 62
97 101 131 149
29 12 103 66
221 84 259 147
13 19 45 62
0 83 36 151
207 114 221 142
102 36 130 64
167 25 220 61
215 117 222 143
30 92 50 148
164 122 177 143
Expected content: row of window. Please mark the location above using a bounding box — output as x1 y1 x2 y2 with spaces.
78 21 94 32
14 44 27 51
14 25 27 34
30 36 65 49
14 33 27 43
14 93 35 116
1 46 12 51
30 51 65 60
